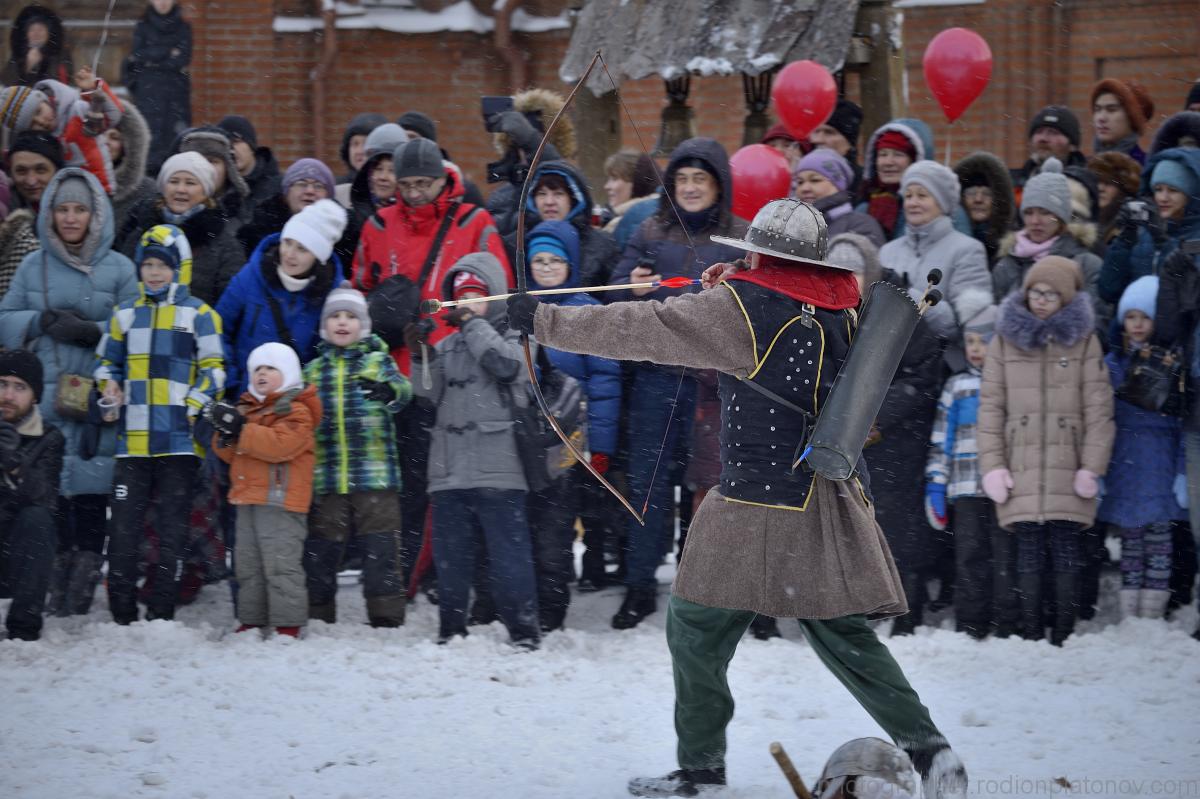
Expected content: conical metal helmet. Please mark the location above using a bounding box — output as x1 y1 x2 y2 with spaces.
711 198 851 270
814 738 918 799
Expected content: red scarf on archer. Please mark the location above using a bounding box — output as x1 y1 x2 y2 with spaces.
726 254 860 310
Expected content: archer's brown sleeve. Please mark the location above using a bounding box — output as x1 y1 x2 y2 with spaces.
533 285 756 378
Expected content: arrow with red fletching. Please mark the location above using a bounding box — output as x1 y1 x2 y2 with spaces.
420 276 701 314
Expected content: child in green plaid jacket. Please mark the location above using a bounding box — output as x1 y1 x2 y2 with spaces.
302 283 412 627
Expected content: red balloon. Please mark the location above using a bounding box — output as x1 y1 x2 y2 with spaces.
729 144 792 221
770 60 837 140
923 28 993 122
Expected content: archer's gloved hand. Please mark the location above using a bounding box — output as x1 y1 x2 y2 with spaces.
41 309 102 348
358 378 396 404
506 292 539 337
925 483 947 531
486 110 541 152
207 400 244 441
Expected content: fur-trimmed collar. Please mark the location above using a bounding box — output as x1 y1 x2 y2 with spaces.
112 101 150 204
996 289 1094 351
997 224 1095 259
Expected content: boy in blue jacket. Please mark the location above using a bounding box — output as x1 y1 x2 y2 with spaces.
925 299 1011 639
525 220 621 630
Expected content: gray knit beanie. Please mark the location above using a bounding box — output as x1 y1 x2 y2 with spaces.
900 161 960 217
53 175 94 210
393 138 444 180
1020 156 1072 225
364 123 409 160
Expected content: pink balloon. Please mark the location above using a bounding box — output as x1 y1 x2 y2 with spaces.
923 28 993 122
770 60 838 140
729 144 792 221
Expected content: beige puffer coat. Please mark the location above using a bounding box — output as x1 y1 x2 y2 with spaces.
977 291 1115 530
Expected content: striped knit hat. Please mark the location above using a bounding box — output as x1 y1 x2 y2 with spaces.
0 86 49 133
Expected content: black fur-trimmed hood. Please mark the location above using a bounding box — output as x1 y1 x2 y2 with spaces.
954 151 1016 244
1151 111 1200 155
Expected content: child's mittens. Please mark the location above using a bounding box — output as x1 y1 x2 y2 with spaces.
1072 469 1100 499
207 400 244 444
924 483 948 530
981 468 1014 505
358 377 395 404
1174 474 1189 510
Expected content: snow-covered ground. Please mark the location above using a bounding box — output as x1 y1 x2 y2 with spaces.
3 563 1199 799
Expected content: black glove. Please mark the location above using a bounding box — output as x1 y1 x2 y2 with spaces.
506 292 539 336
41 309 102 348
358 378 395 404
486 110 541 151
444 307 477 329
403 321 435 360
206 400 244 440
0 421 21 471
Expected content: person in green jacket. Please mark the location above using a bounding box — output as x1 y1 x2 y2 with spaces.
302 283 412 627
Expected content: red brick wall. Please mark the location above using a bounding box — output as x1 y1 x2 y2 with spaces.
900 0 1200 168
23 0 1195 191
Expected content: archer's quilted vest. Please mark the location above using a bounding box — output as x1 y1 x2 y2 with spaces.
716 281 855 510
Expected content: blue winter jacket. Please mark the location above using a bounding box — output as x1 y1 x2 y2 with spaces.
1098 147 1200 305
215 233 345 397
527 220 621 454
1097 348 1186 528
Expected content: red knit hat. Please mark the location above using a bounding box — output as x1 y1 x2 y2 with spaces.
452 271 488 300
1091 78 1156 134
876 130 916 159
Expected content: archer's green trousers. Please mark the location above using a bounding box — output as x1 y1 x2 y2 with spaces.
666 595 946 771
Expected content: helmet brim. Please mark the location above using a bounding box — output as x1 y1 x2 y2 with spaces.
708 234 857 272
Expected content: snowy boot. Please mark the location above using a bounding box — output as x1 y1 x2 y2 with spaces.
911 747 968 799
1119 589 1140 620
65 550 104 616
1137 589 1170 620
748 614 781 640
628 768 725 797
45 551 73 617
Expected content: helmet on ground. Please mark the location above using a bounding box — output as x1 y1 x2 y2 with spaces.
710 198 850 270
815 738 918 799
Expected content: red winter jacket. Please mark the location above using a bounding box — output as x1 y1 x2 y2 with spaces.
352 168 512 374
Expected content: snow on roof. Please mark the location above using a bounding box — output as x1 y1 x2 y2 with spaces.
273 0 569 35
561 0 861 96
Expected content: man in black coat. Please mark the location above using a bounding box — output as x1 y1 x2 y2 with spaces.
0 350 65 641
125 0 193 174
218 115 282 218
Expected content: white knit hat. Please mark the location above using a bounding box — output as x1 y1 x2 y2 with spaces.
246 342 303 400
157 152 217 199
281 198 347 264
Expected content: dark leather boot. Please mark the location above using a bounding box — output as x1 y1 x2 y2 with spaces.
612 586 657 630
1050 572 1077 647
1017 572 1044 641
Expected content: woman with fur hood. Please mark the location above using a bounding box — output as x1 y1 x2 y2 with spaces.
978 256 1114 646
954 151 1016 265
102 100 156 233
992 158 1108 333
484 88 576 237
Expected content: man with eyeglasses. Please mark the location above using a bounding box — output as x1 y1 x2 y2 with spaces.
0 349 65 641
352 136 512 586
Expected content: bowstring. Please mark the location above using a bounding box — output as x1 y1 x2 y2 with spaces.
597 53 702 518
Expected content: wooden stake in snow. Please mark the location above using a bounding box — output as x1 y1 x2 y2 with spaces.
771 742 813 799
